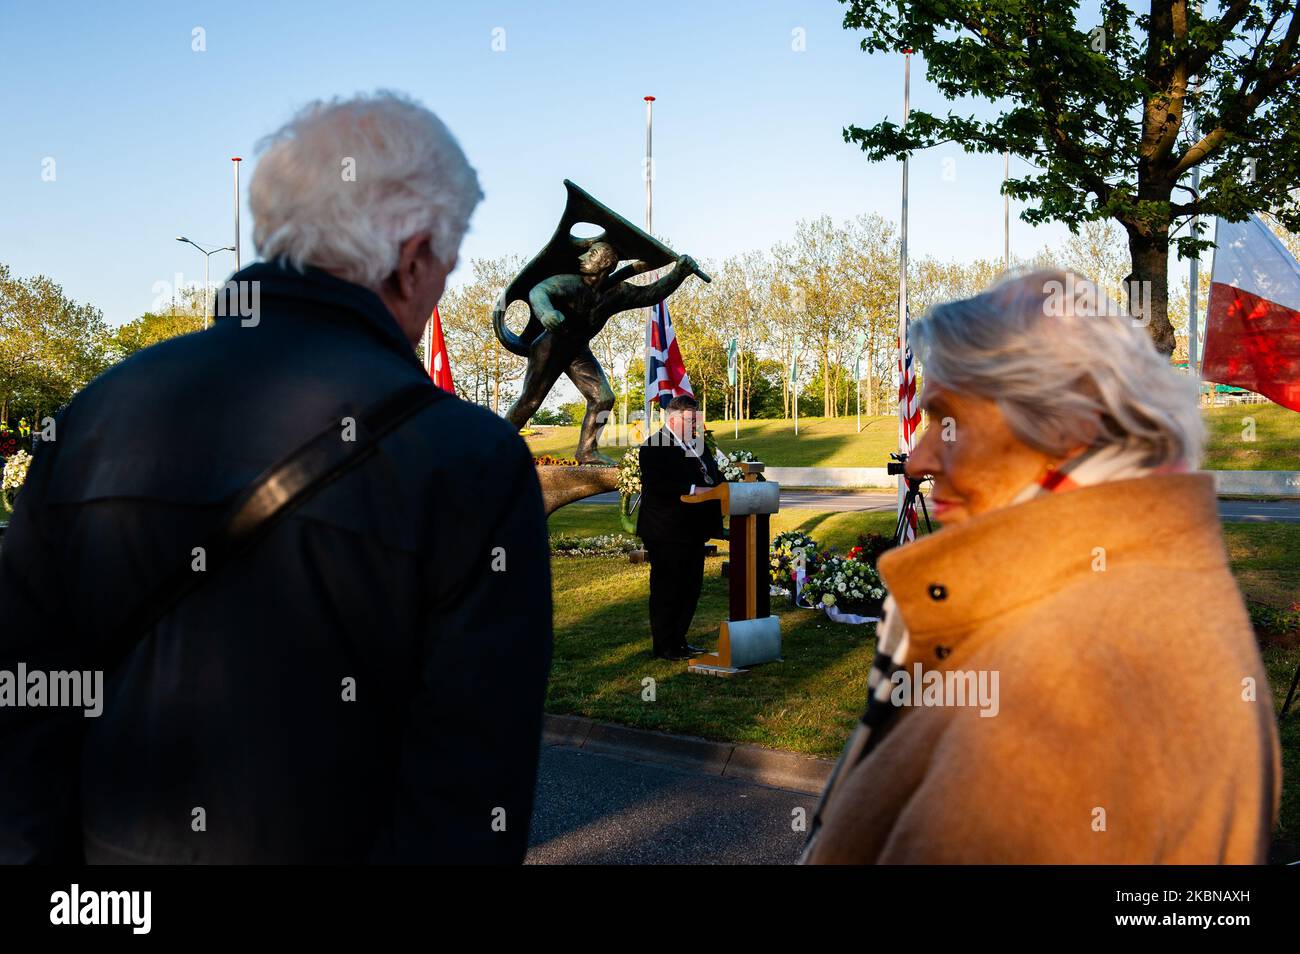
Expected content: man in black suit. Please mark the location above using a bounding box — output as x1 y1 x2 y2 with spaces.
636 396 726 660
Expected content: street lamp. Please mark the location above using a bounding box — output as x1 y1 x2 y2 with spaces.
176 237 234 327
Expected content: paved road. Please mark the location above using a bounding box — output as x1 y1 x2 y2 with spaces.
526 745 813 864
576 490 1300 523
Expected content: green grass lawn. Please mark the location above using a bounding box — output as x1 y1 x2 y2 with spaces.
1202 405 1300 470
529 415 905 468
528 403 1300 471
547 502 1300 858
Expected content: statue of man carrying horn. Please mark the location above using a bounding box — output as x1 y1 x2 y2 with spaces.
493 181 709 464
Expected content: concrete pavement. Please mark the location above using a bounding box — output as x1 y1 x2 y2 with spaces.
526 745 815 864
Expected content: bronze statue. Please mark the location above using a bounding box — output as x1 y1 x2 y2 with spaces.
493 180 709 464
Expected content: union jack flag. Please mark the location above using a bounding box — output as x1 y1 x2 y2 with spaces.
898 317 921 540
646 299 694 409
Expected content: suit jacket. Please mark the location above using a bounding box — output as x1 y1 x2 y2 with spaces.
805 474 1281 864
0 262 553 864
635 427 726 544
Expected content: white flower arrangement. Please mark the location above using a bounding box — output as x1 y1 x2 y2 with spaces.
803 555 885 617
2 449 32 504
720 449 757 483
616 449 641 497
550 533 641 557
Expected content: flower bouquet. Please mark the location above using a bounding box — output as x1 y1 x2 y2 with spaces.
718 449 764 483
770 530 824 604
803 554 886 624
2 449 32 511
550 533 641 557
616 448 642 533
533 454 580 467
0 424 19 461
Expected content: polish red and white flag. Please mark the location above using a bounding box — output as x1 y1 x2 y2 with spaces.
1202 214 1300 412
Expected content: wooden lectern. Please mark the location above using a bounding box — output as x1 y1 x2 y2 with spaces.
681 462 781 676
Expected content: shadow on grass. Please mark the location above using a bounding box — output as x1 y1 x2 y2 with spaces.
546 547 876 757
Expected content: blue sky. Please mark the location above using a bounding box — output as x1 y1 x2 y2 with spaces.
0 0 1071 327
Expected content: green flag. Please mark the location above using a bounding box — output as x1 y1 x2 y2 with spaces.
727 337 738 385
790 352 798 385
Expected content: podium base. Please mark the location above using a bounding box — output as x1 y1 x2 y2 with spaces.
688 663 748 678
688 616 782 675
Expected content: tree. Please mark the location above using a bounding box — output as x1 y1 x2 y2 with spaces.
838 214 899 416
1054 218 1131 300
112 286 207 360
0 264 112 423
664 254 733 420
438 256 526 411
840 0 1300 354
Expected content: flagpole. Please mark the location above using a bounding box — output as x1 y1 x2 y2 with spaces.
422 318 432 376
1003 150 1010 271
643 95 656 430
232 157 242 271
897 49 911 520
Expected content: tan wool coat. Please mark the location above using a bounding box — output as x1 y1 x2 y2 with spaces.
806 473 1282 864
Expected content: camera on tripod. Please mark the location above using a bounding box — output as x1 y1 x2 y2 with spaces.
884 451 933 543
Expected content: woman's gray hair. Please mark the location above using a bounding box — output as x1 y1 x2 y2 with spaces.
912 269 1204 468
250 91 483 289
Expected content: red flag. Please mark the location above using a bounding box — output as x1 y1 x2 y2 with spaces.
1202 214 1300 412
425 307 455 394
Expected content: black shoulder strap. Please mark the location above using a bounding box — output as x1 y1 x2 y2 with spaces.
94 381 444 673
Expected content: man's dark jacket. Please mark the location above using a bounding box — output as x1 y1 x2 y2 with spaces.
635 427 725 544
0 262 553 864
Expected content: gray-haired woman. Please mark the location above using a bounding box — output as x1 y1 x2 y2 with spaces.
803 270 1281 864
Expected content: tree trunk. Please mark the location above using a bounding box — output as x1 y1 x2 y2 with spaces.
822 353 831 417
745 358 752 418
1124 226 1175 356
738 350 748 421
867 349 875 416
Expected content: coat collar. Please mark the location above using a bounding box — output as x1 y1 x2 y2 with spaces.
215 261 422 373
877 473 1226 659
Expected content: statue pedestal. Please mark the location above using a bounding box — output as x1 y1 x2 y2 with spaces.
535 464 618 516
681 465 781 676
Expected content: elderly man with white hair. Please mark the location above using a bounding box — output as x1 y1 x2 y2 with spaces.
803 270 1281 864
0 92 553 864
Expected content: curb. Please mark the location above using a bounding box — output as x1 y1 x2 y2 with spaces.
542 713 835 795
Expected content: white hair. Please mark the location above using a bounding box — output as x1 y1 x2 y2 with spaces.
250 91 482 289
912 269 1204 469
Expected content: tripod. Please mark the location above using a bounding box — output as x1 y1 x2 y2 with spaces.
891 473 933 547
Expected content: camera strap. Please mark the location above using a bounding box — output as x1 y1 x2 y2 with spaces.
93 381 446 677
